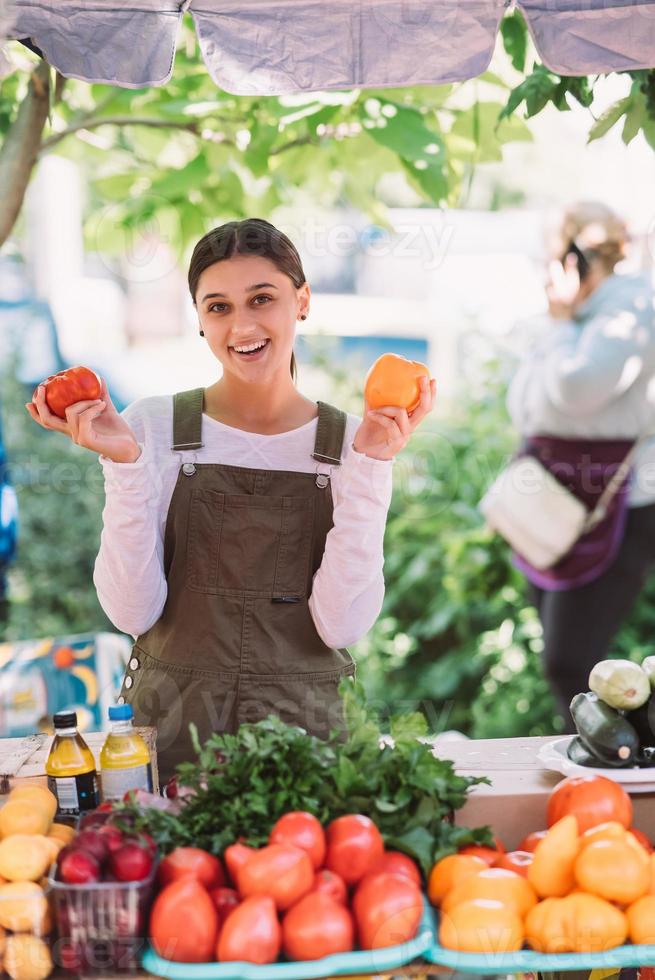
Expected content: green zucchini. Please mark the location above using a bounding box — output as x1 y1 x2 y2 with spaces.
626 693 655 748
570 692 640 766
566 734 631 768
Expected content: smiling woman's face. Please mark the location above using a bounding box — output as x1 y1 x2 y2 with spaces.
195 255 309 382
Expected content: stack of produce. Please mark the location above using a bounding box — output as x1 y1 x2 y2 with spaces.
0 784 66 980
430 773 655 953
49 805 158 974
149 811 425 965
569 657 655 767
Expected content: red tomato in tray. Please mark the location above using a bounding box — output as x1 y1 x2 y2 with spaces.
209 886 240 931
547 775 633 833
282 892 354 961
517 830 548 853
310 869 348 905
269 812 326 870
36 365 101 419
353 871 423 950
459 837 505 868
325 814 384 886
150 878 218 963
158 847 224 890
495 850 534 878
236 844 313 911
217 895 281 965
224 842 255 886
369 851 422 887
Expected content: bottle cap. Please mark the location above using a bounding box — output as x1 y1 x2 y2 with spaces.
53 710 77 729
108 703 133 722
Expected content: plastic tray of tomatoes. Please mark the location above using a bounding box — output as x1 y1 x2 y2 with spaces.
141 894 435 980
426 925 655 974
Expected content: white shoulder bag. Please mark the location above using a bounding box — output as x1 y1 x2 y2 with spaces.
479 440 646 571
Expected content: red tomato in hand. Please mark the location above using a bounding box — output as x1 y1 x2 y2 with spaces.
150 878 218 963
310 869 348 905
517 830 548 853
269 812 326 870
282 892 354 961
325 815 384 886
369 851 422 888
547 775 633 833
217 895 281 965
236 844 313 911
494 850 534 878
224 842 255 887
209 886 240 930
37 366 101 419
158 847 224 889
353 871 423 950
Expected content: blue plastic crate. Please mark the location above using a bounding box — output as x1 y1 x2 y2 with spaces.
426 912 655 974
141 894 436 980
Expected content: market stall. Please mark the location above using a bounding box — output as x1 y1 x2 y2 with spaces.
0 667 654 980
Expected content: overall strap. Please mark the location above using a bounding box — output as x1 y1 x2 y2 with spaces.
312 401 347 466
172 388 204 451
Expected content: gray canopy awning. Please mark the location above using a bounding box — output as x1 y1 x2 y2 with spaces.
6 0 655 95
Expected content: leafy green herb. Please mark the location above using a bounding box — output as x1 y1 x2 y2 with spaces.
120 682 492 877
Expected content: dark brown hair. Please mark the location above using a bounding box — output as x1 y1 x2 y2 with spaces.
188 218 306 383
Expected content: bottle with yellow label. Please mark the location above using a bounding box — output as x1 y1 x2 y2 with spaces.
45 710 100 817
100 703 152 802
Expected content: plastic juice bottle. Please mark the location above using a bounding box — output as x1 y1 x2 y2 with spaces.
100 703 153 802
45 710 100 817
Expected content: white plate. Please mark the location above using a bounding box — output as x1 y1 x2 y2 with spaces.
538 736 655 792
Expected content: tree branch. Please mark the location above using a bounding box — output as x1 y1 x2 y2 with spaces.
269 135 320 156
0 59 51 248
38 114 239 153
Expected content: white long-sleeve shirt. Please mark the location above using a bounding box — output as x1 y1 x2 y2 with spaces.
507 272 655 506
93 395 393 648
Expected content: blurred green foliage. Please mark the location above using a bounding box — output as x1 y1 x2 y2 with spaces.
1 362 113 641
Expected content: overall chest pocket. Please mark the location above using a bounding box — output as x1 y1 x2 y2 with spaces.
186 489 315 598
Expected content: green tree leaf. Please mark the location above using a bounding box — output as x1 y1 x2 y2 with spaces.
500 11 529 73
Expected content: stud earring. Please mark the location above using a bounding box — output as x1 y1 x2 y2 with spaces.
199 330 204 336
300 314 307 321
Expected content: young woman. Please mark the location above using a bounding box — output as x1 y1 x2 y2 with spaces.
507 202 655 728
27 218 436 783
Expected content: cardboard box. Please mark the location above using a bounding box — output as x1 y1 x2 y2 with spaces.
0 727 158 797
438 735 655 846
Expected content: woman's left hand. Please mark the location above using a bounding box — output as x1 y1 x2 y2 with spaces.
352 376 437 461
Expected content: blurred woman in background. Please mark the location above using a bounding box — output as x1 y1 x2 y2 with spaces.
507 201 655 727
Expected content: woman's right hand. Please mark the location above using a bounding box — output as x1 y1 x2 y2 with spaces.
25 376 142 464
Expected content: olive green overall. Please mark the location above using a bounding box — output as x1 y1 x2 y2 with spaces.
118 388 356 785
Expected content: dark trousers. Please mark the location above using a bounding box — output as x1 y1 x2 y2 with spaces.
529 502 655 732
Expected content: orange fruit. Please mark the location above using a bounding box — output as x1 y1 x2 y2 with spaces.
439 898 524 953
580 821 626 848
0 836 52 882
8 785 57 823
627 894 655 944
364 353 431 414
441 867 537 919
566 892 628 952
528 815 579 899
4 932 53 980
630 828 654 853
0 882 49 933
48 823 76 845
525 897 575 953
0 801 50 838
574 838 650 905
427 854 487 907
